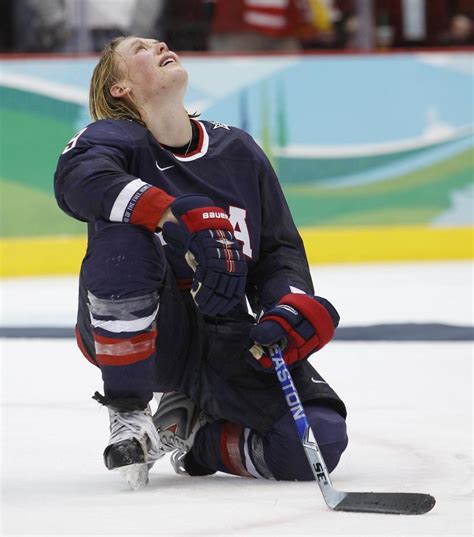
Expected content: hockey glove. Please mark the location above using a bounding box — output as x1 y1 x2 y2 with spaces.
162 194 247 316
249 294 339 370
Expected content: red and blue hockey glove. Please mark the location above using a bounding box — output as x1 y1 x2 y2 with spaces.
162 194 247 316
249 294 339 370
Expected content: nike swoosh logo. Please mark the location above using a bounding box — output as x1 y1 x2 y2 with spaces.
155 161 175 172
311 377 327 384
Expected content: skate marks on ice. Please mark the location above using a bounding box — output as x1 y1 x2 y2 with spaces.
2 339 472 536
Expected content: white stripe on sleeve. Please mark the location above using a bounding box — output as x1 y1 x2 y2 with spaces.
109 178 149 223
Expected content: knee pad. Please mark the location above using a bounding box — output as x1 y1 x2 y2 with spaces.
264 403 348 481
305 403 348 473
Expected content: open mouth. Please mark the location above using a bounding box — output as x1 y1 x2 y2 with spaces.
160 55 177 67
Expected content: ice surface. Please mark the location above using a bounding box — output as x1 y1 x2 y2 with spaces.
1 261 472 328
1 262 473 536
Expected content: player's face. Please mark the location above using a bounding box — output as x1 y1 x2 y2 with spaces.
113 37 188 105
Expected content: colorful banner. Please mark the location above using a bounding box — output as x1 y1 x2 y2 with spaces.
0 52 472 274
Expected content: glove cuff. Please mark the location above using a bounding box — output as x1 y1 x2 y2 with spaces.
171 195 233 233
279 293 337 350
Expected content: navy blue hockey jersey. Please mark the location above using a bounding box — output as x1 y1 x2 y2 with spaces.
54 118 314 310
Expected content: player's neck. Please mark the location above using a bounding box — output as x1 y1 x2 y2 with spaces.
143 105 192 148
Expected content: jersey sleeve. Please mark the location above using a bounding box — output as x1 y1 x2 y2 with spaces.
248 142 314 310
54 121 174 231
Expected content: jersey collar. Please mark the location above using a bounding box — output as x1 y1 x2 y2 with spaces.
171 120 209 162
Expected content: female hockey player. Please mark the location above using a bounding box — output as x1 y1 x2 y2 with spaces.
54 36 348 490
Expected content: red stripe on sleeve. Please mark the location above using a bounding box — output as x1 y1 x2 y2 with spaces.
130 186 175 232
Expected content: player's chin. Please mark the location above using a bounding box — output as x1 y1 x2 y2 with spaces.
160 63 187 79
172 66 188 86
174 64 188 78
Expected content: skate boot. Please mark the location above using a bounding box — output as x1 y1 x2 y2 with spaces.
153 392 212 475
94 392 164 490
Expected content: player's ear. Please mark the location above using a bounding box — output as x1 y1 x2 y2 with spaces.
110 84 131 99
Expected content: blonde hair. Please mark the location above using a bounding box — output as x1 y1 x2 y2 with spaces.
89 36 145 124
89 36 198 125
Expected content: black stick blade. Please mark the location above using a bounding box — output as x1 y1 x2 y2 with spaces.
333 492 436 515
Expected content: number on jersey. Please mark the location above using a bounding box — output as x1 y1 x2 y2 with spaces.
62 127 88 154
229 206 252 258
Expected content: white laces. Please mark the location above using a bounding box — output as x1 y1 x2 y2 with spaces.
108 407 163 463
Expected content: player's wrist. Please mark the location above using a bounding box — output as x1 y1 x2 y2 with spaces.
157 205 178 229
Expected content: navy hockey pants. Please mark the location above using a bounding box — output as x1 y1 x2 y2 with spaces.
190 402 348 480
76 221 348 479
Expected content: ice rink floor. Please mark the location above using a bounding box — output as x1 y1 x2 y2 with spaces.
1 261 473 536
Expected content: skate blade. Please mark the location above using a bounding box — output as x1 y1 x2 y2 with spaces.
118 463 149 491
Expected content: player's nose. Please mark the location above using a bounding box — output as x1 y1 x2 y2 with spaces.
155 41 169 54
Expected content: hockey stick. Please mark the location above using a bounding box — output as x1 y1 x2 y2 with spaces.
269 344 435 515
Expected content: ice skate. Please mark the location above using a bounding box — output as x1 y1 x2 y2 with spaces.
170 450 188 475
153 392 211 473
100 397 165 491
